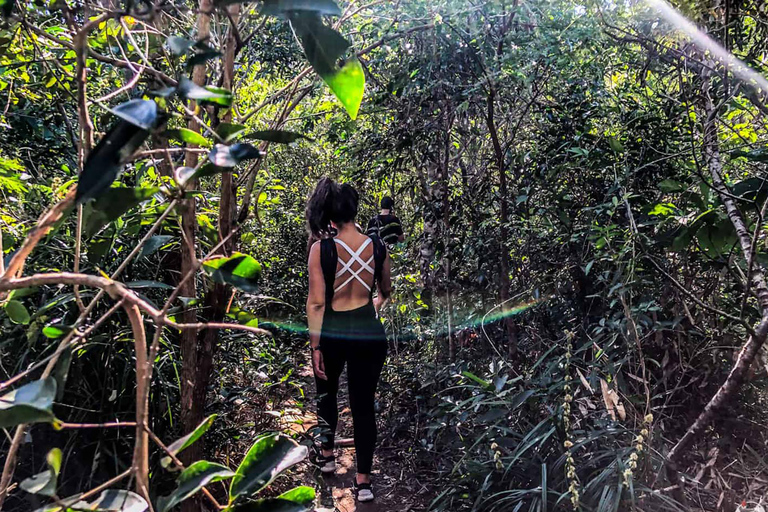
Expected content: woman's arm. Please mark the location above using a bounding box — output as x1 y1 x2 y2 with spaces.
306 243 327 378
374 251 392 312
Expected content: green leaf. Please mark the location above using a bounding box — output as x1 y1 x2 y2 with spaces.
290 12 350 78
20 448 62 497
227 306 259 327
731 177 768 202
5 300 30 325
216 123 248 142
203 252 262 293
84 187 161 237
51 345 73 400
138 235 174 259
461 371 492 390
324 58 365 120
76 121 153 204
658 179 686 193
32 490 147 512
262 0 341 17
165 128 211 147
158 461 235 512
648 203 676 216
246 130 312 144
88 489 149 511
209 144 262 167
42 325 70 339
177 77 233 107
32 494 88 512
0 377 57 428
229 434 308 500
730 148 768 162
108 99 158 130
174 166 197 187
160 414 218 468
608 136 624 153
186 49 222 69
168 36 195 55
277 486 315 505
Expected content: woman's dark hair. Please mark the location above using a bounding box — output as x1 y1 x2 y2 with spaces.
306 177 359 237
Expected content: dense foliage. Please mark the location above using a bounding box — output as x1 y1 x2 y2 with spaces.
1 0 768 511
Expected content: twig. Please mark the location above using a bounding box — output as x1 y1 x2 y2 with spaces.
145 428 224 510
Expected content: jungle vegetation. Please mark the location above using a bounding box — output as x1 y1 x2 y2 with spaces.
1 0 768 511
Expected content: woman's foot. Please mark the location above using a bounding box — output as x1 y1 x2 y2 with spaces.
312 449 337 474
353 476 374 502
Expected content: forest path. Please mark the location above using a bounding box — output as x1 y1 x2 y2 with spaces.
278 357 428 512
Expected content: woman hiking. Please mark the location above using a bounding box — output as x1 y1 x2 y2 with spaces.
305 177 392 502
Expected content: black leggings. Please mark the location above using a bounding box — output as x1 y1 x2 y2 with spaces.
316 305 387 474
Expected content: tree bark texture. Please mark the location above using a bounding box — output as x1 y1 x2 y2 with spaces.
178 1 212 505
486 87 517 356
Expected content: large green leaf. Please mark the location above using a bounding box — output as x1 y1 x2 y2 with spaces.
167 36 195 55
138 235 174 259
262 0 341 17
658 179 686 193
324 58 365 120
177 77 233 107
76 99 160 204
229 434 308 500
165 128 211 147
76 125 151 204
51 345 73 399
203 252 262 293
0 377 57 428
161 414 218 468
84 187 161 237
109 99 158 131
730 148 768 162
731 177 768 203
246 130 311 144
89 490 148 511
216 123 248 142
209 144 262 167
5 299 30 325
20 448 62 497
32 494 88 512
290 12 350 78
33 490 147 512
158 461 235 512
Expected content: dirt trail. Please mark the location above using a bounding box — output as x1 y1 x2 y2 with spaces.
279 360 428 512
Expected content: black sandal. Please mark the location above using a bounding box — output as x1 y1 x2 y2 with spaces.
353 478 374 502
310 449 337 474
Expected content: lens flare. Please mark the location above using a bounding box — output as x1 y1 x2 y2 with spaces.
646 0 768 93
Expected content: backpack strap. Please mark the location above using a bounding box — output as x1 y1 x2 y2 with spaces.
319 238 337 304
370 235 386 294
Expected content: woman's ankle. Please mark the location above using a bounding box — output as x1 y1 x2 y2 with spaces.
356 473 371 484
321 448 334 458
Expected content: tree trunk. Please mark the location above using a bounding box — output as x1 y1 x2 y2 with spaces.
178 2 212 508
666 71 768 495
191 1 241 447
441 117 455 361
420 158 439 318
486 88 517 356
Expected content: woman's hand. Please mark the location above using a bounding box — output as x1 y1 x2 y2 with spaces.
373 295 389 314
312 348 327 380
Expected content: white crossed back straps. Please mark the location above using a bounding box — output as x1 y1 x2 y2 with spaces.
334 238 374 293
